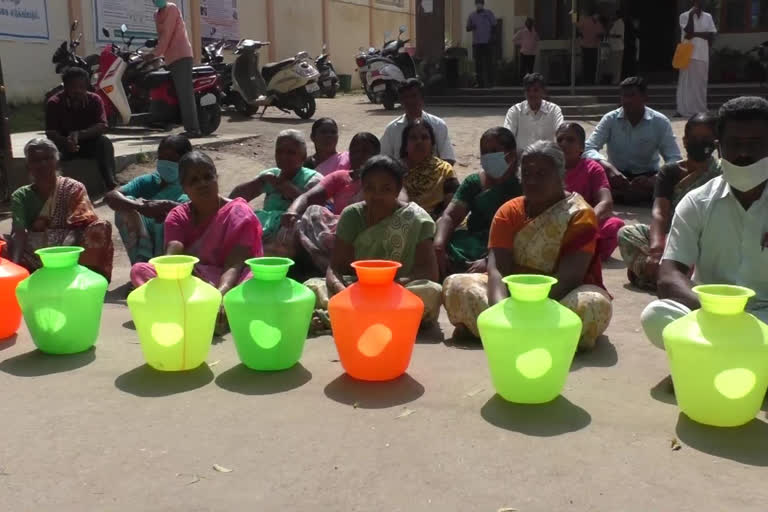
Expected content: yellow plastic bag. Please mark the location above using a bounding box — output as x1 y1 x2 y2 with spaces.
672 41 694 70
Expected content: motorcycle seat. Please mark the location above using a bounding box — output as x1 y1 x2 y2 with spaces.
192 65 216 77
143 70 173 88
261 57 295 83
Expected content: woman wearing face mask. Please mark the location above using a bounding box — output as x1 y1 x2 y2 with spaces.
557 122 625 261
106 134 192 265
433 127 522 278
618 112 720 290
400 119 460 218
144 1 199 136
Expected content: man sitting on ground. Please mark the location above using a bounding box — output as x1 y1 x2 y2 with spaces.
584 77 681 203
504 72 564 152
380 79 456 165
641 96 768 349
45 67 117 190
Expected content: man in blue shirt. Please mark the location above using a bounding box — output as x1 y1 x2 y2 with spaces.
584 77 682 203
466 0 496 88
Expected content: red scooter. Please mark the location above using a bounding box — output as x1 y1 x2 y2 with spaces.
96 25 222 135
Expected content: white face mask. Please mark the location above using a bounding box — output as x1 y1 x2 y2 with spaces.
721 156 768 192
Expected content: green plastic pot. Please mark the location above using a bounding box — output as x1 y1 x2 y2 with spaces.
477 274 582 403
663 284 768 427
16 246 108 354
223 257 315 371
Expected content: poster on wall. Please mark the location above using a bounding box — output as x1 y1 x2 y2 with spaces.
0 0 49 41
94 0 187 43
200 0 239 42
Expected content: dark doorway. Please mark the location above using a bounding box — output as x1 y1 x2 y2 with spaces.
629 0 682 82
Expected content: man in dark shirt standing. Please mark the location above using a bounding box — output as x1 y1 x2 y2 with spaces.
45 67 117 190
466 0 496 88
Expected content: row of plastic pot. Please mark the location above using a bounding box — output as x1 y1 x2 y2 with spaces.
2 243 768 428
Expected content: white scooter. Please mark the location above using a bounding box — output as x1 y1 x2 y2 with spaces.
230 39 320 119
362 26 417 110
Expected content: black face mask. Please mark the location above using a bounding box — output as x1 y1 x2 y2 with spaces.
687 140 715 162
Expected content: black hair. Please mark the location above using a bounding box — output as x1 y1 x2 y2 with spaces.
481 126 517 152
556 122 587 146
399 119 436 159
684 112 718 138
360 155 407 188
522 72 546 89
310 117 338 137
620 76 648 93
397 78 424 97
158 134 193 157
717 96 768 138
62 66 90 86
350 132 381 154
178 150 216 184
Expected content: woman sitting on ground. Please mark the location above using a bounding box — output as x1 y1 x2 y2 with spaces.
130 150 263 293
282 132 380 272
105 134 192 264
617 112 720 290
305 155 443 331
443 141 613 351
229 129 321 254
557 122 625 261
303 117 351 175
434 126 522 278
400 119 459 218
3 138 113 280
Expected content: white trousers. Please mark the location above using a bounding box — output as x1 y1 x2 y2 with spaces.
676 58 709 118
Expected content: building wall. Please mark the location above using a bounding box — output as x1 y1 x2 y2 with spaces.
329 0 371 89
273 0 324 59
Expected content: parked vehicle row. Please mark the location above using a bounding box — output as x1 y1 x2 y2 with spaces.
355 26 417 110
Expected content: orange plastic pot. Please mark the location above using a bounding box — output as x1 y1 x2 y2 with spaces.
0 240 29 340
328 260 424 381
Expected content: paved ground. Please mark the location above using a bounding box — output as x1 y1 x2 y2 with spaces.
2 95 767 511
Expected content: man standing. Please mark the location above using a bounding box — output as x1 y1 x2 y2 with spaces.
608 12 625 85
513 18 539 79
641 96 768 348
380 79 456 165
584 77 681 204
676 1 717 118
578 10 605 85
45 67 117 190
503 73 563 151
466 0 496 88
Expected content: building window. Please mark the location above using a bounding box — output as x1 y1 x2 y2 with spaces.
376 0 406 8
721 0 768 31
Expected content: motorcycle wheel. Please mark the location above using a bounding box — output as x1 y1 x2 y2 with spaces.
233 95 260 117
294 93 316 120
198 102 222 135
325 85 338 99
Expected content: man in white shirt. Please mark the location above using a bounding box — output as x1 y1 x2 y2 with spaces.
380 79 456 165
608 12 625 84
503 73 564 152
676 1 717 118
641 97 768 348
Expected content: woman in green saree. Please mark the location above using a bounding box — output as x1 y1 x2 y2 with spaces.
305 155 442 332
434 127 522 278
229 129 321 254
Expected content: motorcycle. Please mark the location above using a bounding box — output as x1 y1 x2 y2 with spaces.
96 24 222 135
45 20 101 102
358 26 417 110
202 37 234 104
315 44 339 98
229 39 320 119
355 46 381 103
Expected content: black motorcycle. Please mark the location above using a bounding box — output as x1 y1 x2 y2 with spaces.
45 20 100 102
202 37 235 108
315 44 339 98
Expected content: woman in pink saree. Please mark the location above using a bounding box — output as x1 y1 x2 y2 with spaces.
130 151 263 293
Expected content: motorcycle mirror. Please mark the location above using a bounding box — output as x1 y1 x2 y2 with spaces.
120 23 127 35
102 28 110 38
399 25 407 34
322 43 327 52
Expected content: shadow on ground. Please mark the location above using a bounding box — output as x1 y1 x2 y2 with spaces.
571 336 618 370
480 394 592 436
676 413 768 467
650 375 676 405
115 363 214 397
105 282 133 305
0 348 95 376
324 373 424 409
215 363 312 395
0 335 17 351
